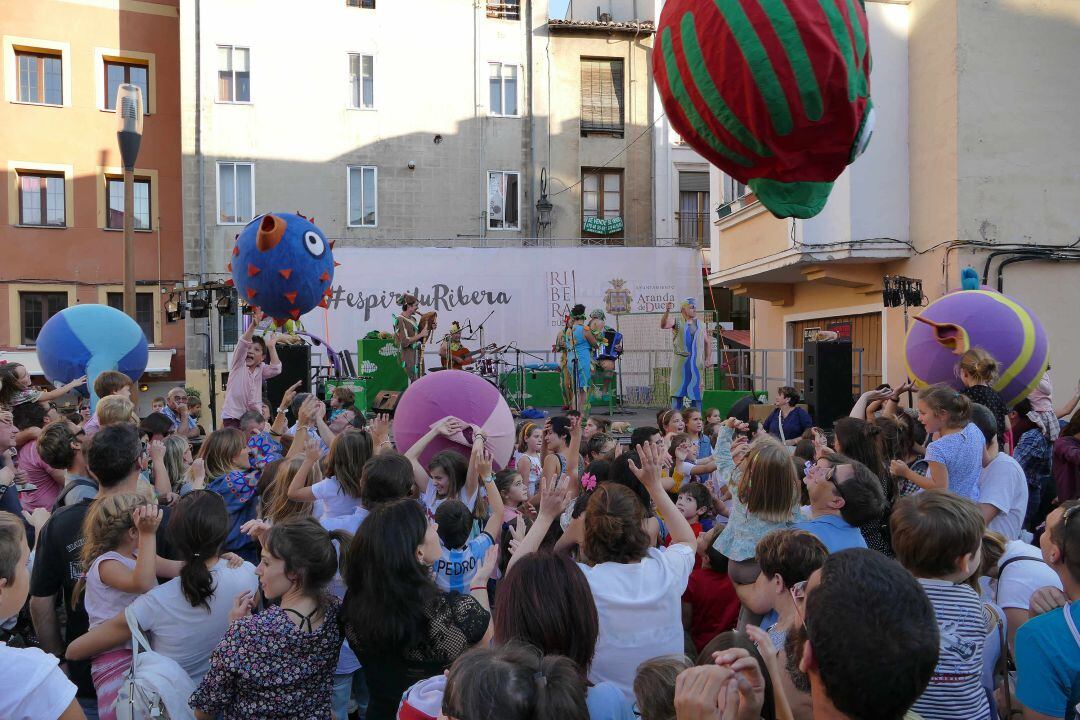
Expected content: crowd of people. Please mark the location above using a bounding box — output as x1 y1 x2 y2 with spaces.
1 327 1079 720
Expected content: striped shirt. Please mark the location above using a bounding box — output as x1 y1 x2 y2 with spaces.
432 531 494 594
912 578 992 720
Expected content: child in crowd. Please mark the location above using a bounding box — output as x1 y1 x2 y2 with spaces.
705 407 722 427
77 371 136 438
78 495 164 719
151 396 166 413
199 427 261 563
240 410 284 470
584 415 611 440
0 512 83 719
684 409 713 460
891 491 992 720
585 433 618 464
406 416 483 517
495 467 530 525
264 458 317 525
660 409 685 438
745 528 827 720
513 421 544 498
328 386 356 423
190 517 345 719
670 482 711 542
543 416 583 486
891 383 985 500
441 644 590 720
957 348 1011 451
712 419 802 606
632 655 692 720
0 362 85 409
288 429 370 519
96 395 139 428
12 402 65 511
432 445 503 594
682 527 739 655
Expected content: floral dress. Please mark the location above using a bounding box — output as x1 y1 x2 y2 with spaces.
190 595 343 719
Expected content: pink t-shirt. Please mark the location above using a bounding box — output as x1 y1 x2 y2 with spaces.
82 414 101 438
221 337 282 421
17 441 62 512
1027 372 1053 413
85 551 141 627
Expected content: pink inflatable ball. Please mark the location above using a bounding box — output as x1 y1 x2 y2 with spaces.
392 370 515 471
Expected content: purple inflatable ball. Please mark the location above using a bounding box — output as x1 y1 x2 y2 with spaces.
392 370 515 471
904 289 1048 407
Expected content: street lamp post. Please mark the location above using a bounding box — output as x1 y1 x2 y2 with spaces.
115 84 144 319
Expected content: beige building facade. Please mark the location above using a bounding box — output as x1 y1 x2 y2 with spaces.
177 0 656 394
709 0 1080 402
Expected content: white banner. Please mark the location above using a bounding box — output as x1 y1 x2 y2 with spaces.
300 246 703 352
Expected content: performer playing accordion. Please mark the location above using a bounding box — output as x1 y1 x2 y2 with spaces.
589 309 623 372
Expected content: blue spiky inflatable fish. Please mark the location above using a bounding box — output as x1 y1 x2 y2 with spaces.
227 212 337 327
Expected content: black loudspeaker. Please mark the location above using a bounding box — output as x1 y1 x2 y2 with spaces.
803 341 852 429
266 343 311 413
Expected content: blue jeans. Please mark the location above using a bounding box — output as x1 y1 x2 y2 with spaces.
332 669 369 720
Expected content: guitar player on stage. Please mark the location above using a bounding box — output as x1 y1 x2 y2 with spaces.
438 321 475 370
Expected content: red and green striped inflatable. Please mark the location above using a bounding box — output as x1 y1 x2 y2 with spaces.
654 0 874 219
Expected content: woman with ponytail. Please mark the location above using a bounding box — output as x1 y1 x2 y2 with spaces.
441 644 590 720
191 516 347 719
66 490 258 684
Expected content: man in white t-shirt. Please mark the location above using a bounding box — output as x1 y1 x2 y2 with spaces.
987 539 1063 652
0 513 81 720
972 403 1027 540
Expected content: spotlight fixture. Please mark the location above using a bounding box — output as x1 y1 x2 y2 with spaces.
164 293 186 322
215 288 237 316
188 291 211 319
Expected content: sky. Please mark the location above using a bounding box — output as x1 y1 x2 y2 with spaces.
549 0 571 19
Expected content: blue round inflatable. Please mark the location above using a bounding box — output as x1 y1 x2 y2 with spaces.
36 304 148 408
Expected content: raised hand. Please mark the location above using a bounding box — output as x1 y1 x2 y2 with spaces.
474 445 493 480
280 379 303 413
133 504 162 535
22 507 51 532
568 415 582 437
149 439 166 464
889 458 909 477
538 473 573 518
435 416 465 437
628 441 664 491
508 516 527 555
240 518 272 547
221 552 245 569
474 546 499 584
304 437 321 464
723 418 749 432
229 590 256 623
369 413 392 443
190 458 206 487
251 308 266 326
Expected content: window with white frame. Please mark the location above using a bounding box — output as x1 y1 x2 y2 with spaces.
347 166 377 227
18 172 65 227
106 177 151 230
217 45 250 102
725 175 749 203
348 54 374 109
217 162 253 224
16 50 63 105
487 171 519 230
488 63 517 116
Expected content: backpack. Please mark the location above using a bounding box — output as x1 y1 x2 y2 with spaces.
51 477 98 511
114 605 196 720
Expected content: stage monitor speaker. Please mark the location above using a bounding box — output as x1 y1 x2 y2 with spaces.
266 343 311 416
372 390 402 415
803 340 852 429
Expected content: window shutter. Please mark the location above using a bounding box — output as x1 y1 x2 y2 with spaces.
581 59 624 134
678 172 709 193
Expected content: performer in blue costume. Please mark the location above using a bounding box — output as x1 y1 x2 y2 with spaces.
661 298 712 410
565 303 598 412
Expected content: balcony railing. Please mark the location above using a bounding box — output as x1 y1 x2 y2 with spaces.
486 1 520 19
674 211 709 248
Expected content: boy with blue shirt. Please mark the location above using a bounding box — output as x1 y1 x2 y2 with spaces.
432 471 503 594
796 454 885 553
1016 500 1080 720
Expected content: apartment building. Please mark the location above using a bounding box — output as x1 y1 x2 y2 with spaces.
0 0 185 406
708 0 1080 396
178 0 658 398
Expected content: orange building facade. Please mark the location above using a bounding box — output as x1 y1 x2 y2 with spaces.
0 0 184 406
